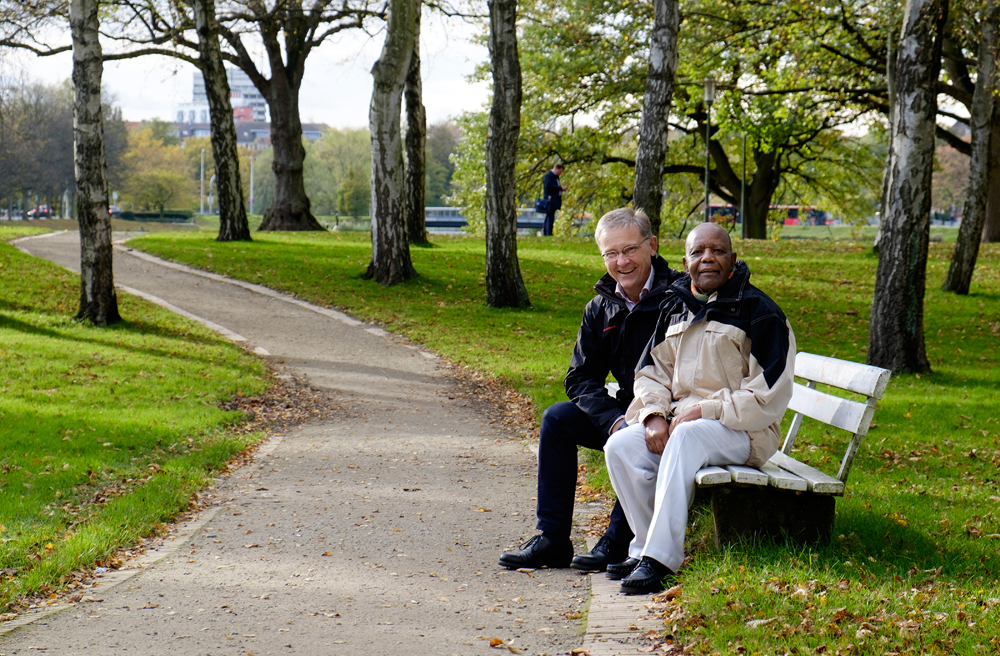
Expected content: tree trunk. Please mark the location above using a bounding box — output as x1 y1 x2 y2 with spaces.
699 125 781 240
632 0 680 238
70 0 120 326
192 0 251 242
404 1 429 246
874 26 899 254
982 105 1000 242
484 0 530 308
868 0 947 374
258 76 323 231
942 0 997 293
738 148 780 239
366 0 418 285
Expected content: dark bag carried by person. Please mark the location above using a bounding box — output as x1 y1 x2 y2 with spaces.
534 198 550 213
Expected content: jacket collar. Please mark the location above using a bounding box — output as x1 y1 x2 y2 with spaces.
667 260 751 317
595 255 677 309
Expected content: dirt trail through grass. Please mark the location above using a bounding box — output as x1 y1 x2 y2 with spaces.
4 232 588 656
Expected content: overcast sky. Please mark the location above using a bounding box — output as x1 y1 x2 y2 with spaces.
19 12 490 130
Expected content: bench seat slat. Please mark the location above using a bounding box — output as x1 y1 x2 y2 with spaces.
726 465 769 486
788 383 873 435
794 352 891 399
768 452 844 495
695 466 731 486
759 461 809 491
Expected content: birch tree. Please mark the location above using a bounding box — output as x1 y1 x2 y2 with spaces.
192 0 250 241
484 0 530 308
867 0 948 374
632 0 680 236
942 0 998 294
404 0 428 245
366 0 418 285
71 0 121 325
982 106 1000 242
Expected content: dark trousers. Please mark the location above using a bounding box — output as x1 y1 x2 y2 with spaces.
536 401 634 546
543 209 557 236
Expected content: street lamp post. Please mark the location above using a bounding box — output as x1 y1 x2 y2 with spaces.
249 154 255 215
200 148 205 215
741 132 747 239
703 79 716 223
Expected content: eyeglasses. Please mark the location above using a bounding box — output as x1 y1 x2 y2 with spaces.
601 237 650 262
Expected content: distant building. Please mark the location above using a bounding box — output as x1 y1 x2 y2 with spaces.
175 67 268 125
168 68 326 149
172 121 329 150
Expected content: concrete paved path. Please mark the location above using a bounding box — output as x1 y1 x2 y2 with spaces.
5 232 667 656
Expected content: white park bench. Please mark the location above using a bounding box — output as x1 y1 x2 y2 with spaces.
609 352 891 545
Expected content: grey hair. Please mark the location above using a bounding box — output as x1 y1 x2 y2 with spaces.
595 207 654 248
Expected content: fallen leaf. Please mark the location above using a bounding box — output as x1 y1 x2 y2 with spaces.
746 617 778 628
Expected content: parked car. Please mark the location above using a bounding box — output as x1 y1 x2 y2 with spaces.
109 205 122 217
27 205 52 219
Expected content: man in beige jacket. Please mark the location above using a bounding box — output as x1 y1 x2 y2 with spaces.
605 222 796 594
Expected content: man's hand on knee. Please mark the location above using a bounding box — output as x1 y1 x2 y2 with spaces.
667 405 702 437
643 415 670 455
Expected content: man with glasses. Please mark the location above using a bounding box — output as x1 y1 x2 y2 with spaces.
500 207 681 574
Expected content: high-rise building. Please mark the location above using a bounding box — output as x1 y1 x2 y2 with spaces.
174 67 268 125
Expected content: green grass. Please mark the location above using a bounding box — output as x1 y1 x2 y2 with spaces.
190 214 371 232
779 223 959 242
0 230 269 610
127 228 1000 654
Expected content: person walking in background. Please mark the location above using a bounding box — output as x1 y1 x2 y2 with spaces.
541 164 567 236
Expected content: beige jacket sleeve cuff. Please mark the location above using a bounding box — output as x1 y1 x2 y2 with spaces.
698 399 722 421
635 405 668 426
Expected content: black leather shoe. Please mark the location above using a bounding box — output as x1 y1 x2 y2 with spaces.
571 533 630 572
605 556 640 580
499 534 573 569
620 556 674 595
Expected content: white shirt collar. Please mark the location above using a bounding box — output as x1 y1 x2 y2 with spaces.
614 265 655 312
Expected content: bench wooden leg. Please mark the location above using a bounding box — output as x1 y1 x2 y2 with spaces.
710 486 836 547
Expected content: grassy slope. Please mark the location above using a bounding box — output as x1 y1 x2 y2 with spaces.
129 227 1000 654
0 227 268 610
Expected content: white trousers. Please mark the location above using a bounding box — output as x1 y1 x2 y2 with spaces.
605 418 750 572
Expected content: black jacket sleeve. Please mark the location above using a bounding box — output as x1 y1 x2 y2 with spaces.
564 299 624 435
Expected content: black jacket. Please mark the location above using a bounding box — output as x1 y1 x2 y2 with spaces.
542 170 563 210
564 254 681 434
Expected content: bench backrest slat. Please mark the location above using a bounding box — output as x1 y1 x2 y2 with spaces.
793 352 891 399
782 353 890 486
787 384 875 435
